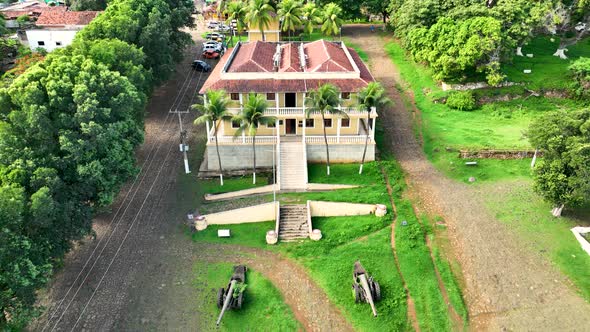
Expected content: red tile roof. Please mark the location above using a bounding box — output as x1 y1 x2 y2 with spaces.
279 43 301 72
36 9 100 26
0 2 57 20
228 41 276 72
304 40 353 72
199 43 374 94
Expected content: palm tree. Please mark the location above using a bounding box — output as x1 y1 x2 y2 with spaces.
305 84 347 175
193 90 232 186
302 2 321 36
277 0 303 40
225 1 247 43
357 82 391 174
321 2 343 40
234 93 276 184
245 0 275 42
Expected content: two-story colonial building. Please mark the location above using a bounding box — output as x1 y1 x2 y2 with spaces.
199 39 377 189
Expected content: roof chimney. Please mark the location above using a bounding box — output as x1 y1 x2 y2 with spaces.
298 43 306 71
272 44 281 71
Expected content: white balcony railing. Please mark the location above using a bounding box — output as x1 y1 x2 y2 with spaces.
208 135 277 144
305 135 370 144
225 107 377 117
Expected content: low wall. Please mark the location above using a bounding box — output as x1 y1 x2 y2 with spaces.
202 201 278 224
571 227 590 256
309 200 377 217
459 149 541 160
306 144 375 163
441 81 519 91
206 145 275 170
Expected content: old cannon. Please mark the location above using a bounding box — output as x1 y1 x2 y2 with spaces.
216 265 247 326
352 260 381 317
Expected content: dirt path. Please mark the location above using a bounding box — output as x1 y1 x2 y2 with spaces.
343 24 590 331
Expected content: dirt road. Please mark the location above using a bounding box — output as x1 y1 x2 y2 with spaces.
343 25 590 331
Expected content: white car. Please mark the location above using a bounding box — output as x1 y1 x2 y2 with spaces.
217 24 231 33
207 21 219 29
575 22 586 32
202 41 223 53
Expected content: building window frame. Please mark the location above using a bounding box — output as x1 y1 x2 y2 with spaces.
266 93 276 101
323 118 332 128
55 41 62 46
267 122 276 128
38 41 45 46
341 92 351 99
230 93 240 101
231 120 241 128
305 119 314 128
341 118 350 128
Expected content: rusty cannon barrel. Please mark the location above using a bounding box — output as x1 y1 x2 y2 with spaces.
216 265 247 326
352 260 381 317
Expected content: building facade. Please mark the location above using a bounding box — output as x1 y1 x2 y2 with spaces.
199 39 377 175
247 12 280 42
24 8 100 52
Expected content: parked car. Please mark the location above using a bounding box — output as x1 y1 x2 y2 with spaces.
575 22 587 32
217 24 231 33
192 60 211 72
207 21 219 29
205 32 225 41
202 50 221 59
202 41 223 53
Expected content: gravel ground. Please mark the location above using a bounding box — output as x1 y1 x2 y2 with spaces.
342 25 590 331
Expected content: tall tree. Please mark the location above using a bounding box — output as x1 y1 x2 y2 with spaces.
363 0 390 24
302 2 321 35
245 0 275 41
320 2 343 40
225 1 248 43
193 90 232 186
233 93 275 184
356 82 391 174
528 109 590 217
305 84 346 175
277 0 303 40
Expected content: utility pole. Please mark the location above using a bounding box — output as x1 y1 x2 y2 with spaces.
171 107 191 174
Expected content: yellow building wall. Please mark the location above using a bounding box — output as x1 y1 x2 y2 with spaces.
247 18 280 42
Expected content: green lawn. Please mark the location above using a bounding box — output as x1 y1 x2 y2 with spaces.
484 181 590 302
502 36 590 90
382 40 588 183
193 262 301 331
192 160 464 331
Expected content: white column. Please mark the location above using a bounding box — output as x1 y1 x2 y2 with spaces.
337 118 341 143
239 93 243 110
275 95 280 134
275 119 279 141
302 92 306 143
371 116 376 140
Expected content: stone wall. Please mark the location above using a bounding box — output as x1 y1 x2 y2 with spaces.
206 143 374 170
309 201 377 217
206 145 275 170
306 144 374 163
459 149 542 159
202 202 278 224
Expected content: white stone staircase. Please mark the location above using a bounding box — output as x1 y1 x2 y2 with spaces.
279 141 307 190
278 204 309 242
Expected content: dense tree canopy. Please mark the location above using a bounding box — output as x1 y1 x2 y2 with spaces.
528 110 590 216
0 0 192 327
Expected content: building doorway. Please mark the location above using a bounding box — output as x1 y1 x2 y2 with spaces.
285 119 297 135
285 93 296 107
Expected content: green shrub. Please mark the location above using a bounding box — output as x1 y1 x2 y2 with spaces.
445 91 477 111
569 57 590 101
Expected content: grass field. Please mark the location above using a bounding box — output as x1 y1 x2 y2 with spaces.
484 182 590 302
193 262 301 331
192 159 465 331
382 40 589 183
502 36 590 90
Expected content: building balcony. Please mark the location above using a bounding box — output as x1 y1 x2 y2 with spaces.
224 106 377 118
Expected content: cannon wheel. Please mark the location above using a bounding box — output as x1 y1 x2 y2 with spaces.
371 281 381 301
236 291 244 309
217 288 225 309
352 284 362 303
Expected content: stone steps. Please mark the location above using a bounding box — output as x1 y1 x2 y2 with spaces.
278 204 309 242
279 142 307 190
